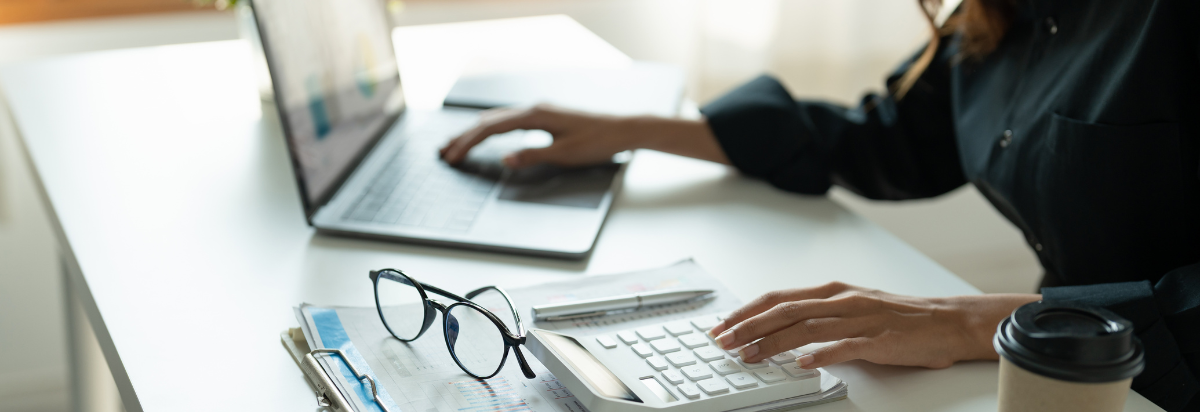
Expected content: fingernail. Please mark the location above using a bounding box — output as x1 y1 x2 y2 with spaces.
707 320 726 338
797 354 815 368
739 344 759 360
715 330 736 349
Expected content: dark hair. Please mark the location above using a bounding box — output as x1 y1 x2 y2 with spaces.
892 0 1018 99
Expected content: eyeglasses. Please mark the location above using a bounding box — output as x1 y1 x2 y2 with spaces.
368 268 536 379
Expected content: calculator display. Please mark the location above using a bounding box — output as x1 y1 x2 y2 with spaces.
535 331 642 403
639 377 678 403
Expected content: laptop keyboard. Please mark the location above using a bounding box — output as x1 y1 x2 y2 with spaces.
342 138 497 232
599 314 820 401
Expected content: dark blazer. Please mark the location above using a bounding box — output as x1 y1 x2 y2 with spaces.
700 0 1200 410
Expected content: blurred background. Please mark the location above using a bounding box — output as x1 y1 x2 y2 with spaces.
0 0 1039 411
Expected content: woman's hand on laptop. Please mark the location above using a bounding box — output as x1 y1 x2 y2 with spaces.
707 282 1040 370
440 104 730 169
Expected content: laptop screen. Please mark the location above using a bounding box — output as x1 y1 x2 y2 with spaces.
252 0 405 211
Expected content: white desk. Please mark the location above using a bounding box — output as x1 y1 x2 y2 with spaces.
0 15 1159 412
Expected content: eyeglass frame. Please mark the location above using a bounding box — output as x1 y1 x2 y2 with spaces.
368 268 536 380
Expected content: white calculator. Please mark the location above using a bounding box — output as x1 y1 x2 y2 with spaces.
526 314 826 412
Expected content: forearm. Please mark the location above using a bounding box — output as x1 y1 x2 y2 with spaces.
619 116 731 165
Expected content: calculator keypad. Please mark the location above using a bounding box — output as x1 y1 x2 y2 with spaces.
600 314 818 403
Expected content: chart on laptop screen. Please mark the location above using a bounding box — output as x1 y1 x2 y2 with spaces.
253 0 404 204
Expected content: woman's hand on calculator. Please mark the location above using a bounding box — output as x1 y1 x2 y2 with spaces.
706 282 1040 370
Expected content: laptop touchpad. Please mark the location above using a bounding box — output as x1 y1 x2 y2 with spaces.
498 163 619 209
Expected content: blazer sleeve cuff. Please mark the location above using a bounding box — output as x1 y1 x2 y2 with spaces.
700 75 832 194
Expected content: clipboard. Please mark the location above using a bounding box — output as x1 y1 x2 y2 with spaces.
281 328 392 412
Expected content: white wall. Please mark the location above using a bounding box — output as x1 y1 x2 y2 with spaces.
0 1 1040 410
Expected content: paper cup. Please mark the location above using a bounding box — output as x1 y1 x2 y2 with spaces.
994 301 1144 412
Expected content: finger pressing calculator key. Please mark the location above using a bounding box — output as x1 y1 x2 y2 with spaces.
769 352 797 363
738 358 770 369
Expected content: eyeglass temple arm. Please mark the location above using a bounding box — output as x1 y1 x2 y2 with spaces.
465 286 526 336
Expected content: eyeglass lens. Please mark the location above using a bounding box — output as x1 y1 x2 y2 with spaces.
468 288 519 333
375 273 426 340
446 304 507 377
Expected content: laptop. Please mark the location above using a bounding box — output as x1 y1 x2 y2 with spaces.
250 0 666 259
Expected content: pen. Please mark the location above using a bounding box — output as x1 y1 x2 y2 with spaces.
532 289 716 321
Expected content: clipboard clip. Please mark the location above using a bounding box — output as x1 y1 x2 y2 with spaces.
300 348 392 412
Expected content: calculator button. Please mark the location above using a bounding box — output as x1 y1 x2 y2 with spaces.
738 358 770 369
677 383 701 399
636 327 666 341
651 339 681 354
679 334 709 349
698 379 729 395
769 352 797 364
632 343 653 358
596 336 618 349
647 357 669 371
665 322 693 336
709 359 743 376
754 367 786 383
661 370 685 385
781 363 819 379
693 347 725 362
617 331 639 345
690 317 721 331
725 372 759 389
666 352 697 367
681 365 712 381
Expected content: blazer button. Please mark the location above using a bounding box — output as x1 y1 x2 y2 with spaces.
1045 17 1058 35
1035 243 1044 252
999 130 1013 148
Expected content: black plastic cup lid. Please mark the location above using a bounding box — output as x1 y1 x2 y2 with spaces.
993 301 1144 383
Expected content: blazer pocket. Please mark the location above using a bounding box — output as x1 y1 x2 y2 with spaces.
1045 112 1183 235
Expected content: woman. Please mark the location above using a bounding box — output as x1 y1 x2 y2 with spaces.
441 0 1199 410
